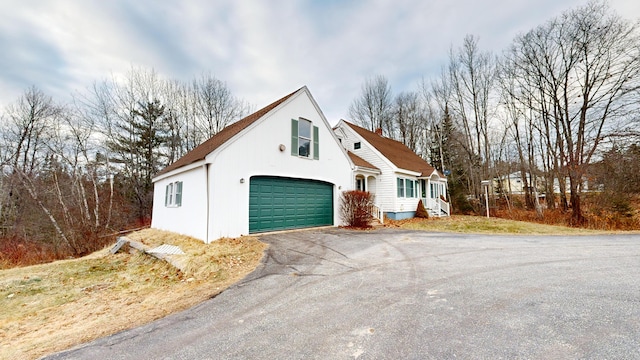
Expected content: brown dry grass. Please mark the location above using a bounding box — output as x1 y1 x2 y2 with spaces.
0 229 267 360
390 215 612 235
492 194 640 231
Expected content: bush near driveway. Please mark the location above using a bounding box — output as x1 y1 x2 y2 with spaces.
340 190 374 228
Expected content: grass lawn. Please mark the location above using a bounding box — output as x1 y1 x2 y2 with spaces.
392 215 618 235
0 229 267 360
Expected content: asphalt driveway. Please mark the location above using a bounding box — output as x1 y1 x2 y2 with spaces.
46 228 640 359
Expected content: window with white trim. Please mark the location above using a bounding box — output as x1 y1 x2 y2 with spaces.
431 182 444 199
397 178 405 197
298 118 311 157
405 179 416 198
397 177 417 198
165 181 183 207
291 118 319 160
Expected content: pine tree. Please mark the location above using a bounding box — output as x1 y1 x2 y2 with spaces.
431 106 474 214
108 99 168 220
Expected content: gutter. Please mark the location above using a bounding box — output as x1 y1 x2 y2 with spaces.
205 163 210 244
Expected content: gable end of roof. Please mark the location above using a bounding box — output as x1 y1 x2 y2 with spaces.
154 87 303 178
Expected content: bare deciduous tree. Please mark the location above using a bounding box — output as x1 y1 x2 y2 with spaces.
503 0 640 223
193 73 248 139
348 75 394 135
447 35 497 198
4 86 60 173
393 91 425 152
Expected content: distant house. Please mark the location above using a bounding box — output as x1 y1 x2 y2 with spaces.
493 171 541 195
151 87 352 242
333 120 449 219
494 171 594 196
553 176 594 194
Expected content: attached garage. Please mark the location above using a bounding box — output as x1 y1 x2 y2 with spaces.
152 87 353 242
249 176 333 233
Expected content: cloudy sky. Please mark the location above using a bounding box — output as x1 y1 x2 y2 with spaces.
1 0 638 124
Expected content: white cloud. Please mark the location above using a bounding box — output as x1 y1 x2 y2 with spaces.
0 0 637 123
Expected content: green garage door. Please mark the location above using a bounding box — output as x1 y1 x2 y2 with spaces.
249 176 333 233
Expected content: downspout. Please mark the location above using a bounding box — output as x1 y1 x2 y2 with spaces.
205 163 210 244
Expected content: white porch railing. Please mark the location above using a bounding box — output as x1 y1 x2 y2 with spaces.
438 197 450 216
370 203 384 224
423 197 450 217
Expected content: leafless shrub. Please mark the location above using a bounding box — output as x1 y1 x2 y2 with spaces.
340 190 374 228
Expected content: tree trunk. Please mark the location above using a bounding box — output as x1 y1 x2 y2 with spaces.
568 173 585 225
16 169 76 253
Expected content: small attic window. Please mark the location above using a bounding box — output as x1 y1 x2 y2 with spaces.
354 142 361 150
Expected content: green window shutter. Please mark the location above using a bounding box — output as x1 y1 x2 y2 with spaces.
313 126 319 160
165 184 170 206
291 119 299 156
176 181 183 206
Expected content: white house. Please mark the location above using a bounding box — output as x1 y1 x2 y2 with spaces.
151 87 353 242
333 120 449 219
493 171 540 195
494 171 594 196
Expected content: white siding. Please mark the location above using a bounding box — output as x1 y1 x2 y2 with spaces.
335 123 411 213
151 166 208 240
152 89 352 242
394 173 422 213
205 90 352 240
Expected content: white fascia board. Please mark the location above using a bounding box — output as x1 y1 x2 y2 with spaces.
336 120 397 171
207 87 354 170
305 92 355 171
152 160 206 182
205 96 300 163
354 166 381 175
395 169 422 177
420 169 447 181
331 121 354 170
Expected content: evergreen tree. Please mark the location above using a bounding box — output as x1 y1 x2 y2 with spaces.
430 106 474 213
108 99 168 220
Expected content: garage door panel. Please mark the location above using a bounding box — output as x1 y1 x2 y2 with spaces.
249 176 333 233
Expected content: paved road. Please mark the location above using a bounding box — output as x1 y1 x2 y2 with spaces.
46 228 640 359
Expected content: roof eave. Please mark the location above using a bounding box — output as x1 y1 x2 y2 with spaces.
395 168 422 177
354 166 382 175
339 121 397 171
153 159 207 182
